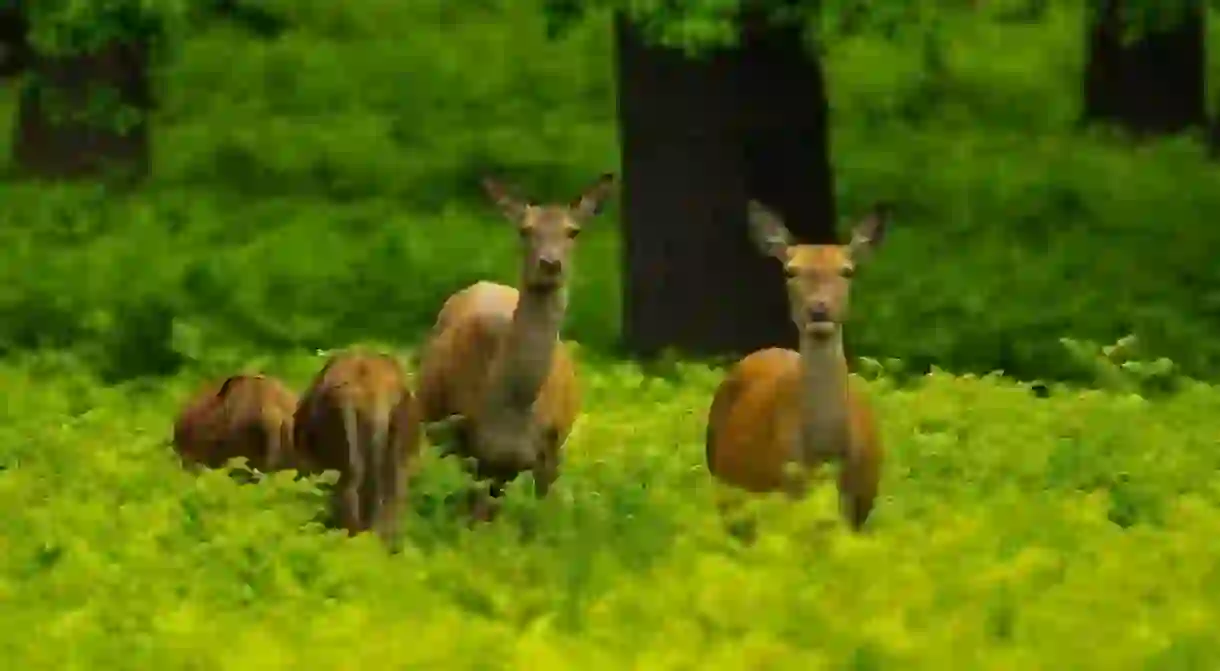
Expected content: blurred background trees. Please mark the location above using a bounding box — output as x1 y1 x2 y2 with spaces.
0 0 1216 385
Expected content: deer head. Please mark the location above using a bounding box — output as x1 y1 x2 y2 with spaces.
746 200 890 341
481 173 616 291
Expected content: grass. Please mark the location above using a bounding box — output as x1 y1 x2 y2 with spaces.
3 1 1220 666
2 345 1219 667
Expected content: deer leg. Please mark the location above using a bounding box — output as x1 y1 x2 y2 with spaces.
466 481 504 524
377 420 410 549
716 495 757 544
781 460 811 501
337 403 366 534
837 456 875 532
459 455 504 525
531 429 562 499
337 470 363 534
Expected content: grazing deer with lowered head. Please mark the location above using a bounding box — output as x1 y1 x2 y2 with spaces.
173 373 299 476
705 200 890 532
294 350 422 545
416 173 615 521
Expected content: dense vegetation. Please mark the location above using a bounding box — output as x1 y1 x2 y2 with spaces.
0 1 1218 383
6 347 1220 667
3 0 1220 666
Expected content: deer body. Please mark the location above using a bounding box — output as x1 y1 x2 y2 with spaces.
418 282 579 495
173 374 298 474
294 351 421 544
706 341 882 528
705 201 890 531
417 174 613 519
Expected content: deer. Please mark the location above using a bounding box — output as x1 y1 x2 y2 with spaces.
172 373 299 476
705 199 890 534
293 350 422 545
415 172 615 522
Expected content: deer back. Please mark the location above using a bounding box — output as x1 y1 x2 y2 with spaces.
417 281 520 423
418 281 580 439
294 352 412 472
173 374 298 472
706 348 804 493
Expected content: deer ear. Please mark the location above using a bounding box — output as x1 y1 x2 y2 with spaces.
570 172 616 220
482 177 528 223
746 200 792 260
847 202 891 261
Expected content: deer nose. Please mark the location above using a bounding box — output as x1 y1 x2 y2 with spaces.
807 303 831 323
538 257 562 274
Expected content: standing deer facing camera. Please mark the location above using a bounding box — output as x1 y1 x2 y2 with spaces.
294 350 422 545
705 200 890 532
173 373 299 476
416 173 615 521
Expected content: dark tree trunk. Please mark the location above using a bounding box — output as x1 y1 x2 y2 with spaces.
739 8 837 245
614 11 835 359
12 39 151 182
0 0 29 79
1082 0 1205 136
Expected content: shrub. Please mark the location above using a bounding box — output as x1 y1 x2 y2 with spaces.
1 349 1217 666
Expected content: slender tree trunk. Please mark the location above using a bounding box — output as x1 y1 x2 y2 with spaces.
12 39 151 182
0 0 29 79
614 10 835 359
1082 0 1205 136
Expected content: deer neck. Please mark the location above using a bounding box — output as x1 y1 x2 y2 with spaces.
796 330 852 464
480 285 567 424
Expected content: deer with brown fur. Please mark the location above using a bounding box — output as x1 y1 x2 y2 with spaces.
705 200 890 532
416 173 615 521
173 373 299 475
294 350 421 545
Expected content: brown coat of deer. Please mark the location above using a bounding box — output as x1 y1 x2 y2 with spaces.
705 201 890 532
173 373 299 475
416 173 615 521
294 351 421 544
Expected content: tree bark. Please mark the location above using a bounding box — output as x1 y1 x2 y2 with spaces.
738 7 837 245
1082 0 1205 136
614 11 836 359
0 0 29 79
12 39 151 182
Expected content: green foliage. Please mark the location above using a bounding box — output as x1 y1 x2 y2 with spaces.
619 0 743 52
2 350 1219 666
3 2 1220 663
23 0 292 55
1 1 1219 384
25 0 189 53
18 0 1202 66
1109 0 1201 38
551 0 1097 52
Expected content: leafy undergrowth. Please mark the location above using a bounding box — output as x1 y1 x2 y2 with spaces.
1 346 1218 669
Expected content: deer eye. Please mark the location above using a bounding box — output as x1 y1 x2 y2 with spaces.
566 227 581 239
840 266 855 278
783 266 799 278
